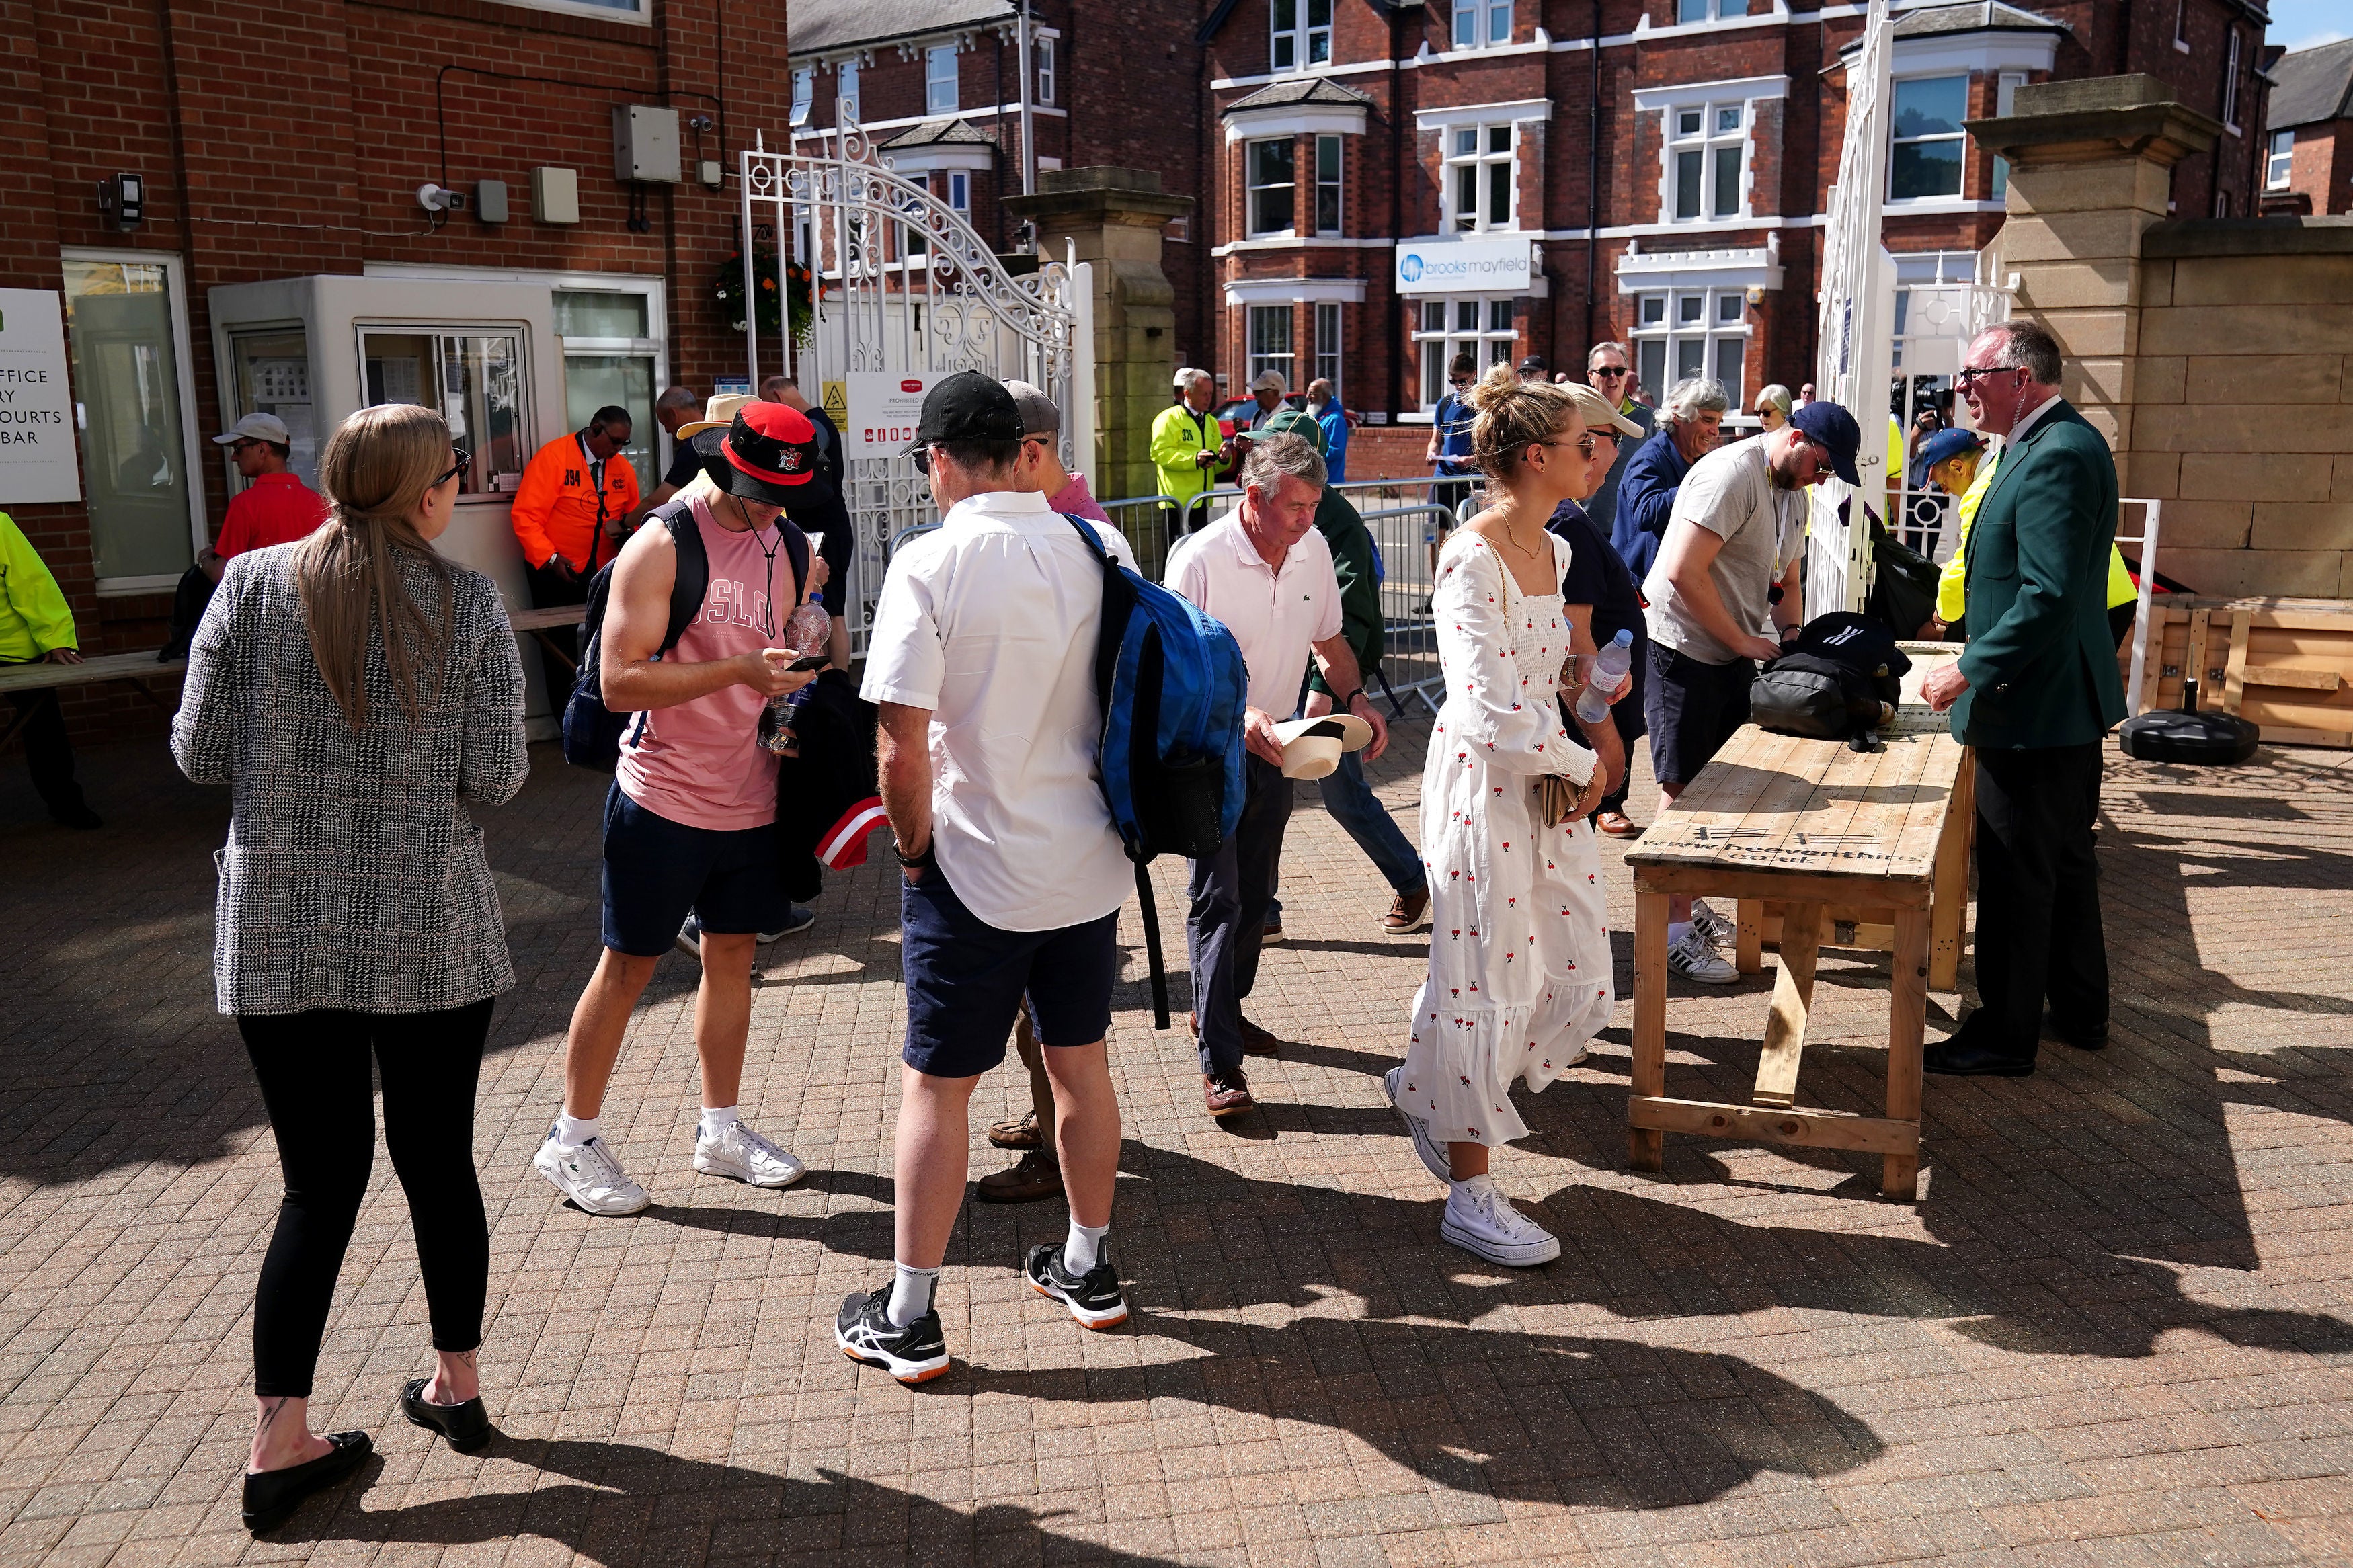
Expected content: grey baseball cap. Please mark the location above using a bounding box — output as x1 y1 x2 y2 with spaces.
213 412 290 446
1000 379 1061 437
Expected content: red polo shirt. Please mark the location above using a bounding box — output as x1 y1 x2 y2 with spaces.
216 472 330 559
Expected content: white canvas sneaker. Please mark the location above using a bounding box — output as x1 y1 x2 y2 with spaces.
694 1122 807 1189
1690 899 1737 949
534 1132 652 1216
1439 1181 1561 1267
1384 1065 1453 1184
1667 927 1739 985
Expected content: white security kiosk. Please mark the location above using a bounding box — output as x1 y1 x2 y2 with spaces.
208 275 567 730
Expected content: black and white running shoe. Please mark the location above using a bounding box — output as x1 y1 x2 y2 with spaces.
834 1290 950 1383
1023 1243 1129 1330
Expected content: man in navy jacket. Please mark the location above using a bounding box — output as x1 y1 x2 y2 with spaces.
1612 378 1726 579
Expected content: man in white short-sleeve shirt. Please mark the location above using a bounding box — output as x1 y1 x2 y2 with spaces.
1163 431 1387 1118
838 373 1137 1383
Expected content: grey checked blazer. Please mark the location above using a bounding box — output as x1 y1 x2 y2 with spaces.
172 543 528 1016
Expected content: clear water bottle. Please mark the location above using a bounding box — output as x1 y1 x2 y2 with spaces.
1573 628 1635 726
758 591 833 757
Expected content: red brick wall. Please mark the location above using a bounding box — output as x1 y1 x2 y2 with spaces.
7 0 792 751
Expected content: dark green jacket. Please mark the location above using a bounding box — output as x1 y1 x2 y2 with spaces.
1306 486 1382 697
1950 399 2128 749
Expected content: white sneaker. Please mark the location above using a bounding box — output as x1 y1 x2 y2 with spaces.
693 1122 807 1189
1439 1181 1561 1267
1690 899 1737 950
1384 1065 1453 1184
1667 927 1739 985
534 1132 651 1216
675 915 702 961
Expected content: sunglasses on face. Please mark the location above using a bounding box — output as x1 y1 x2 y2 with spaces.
1573 431 1618 458
1591 366 1629 379
433 448 472 489
913 446 932 476
228 438 263 455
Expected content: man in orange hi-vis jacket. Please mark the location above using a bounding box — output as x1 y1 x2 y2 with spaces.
513 405 642 667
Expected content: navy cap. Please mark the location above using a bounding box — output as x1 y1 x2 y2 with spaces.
1790 399 1863 487
1909 425 1986 489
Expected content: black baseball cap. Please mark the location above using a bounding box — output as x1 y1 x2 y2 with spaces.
902 370 1026 454
1517 354 1547 374
694 403 820 505
1790 400 1864 487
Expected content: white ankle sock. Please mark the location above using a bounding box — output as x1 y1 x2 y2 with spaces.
555 1112 600 1147
1062 1219 1111 1276
699 1104 740 1141
1669 920 1693 946
886 1262 940 1328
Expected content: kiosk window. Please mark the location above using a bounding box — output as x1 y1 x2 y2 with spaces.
360 329 525 495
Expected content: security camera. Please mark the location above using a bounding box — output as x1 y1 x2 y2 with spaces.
417 183 467 213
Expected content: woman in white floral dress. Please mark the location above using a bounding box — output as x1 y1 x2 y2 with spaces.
1385 364 1624 1267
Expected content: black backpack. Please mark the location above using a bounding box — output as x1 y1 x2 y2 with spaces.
1750 612 1911 752
559 499 809 770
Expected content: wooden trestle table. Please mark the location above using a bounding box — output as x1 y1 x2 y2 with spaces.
1622 647 1970 1201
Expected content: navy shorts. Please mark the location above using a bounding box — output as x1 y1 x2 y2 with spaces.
601 784 790 957
900 866 1118 1079
1642 643 1755 788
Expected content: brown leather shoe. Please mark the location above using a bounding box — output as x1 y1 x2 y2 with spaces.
1382 888 1431 933
974 1149 1064 1204
1239 1016 1282 1057
1203 1071 1254 1118
1597 811 1642 838
987 1110 1041 1151
1261 913 1283 943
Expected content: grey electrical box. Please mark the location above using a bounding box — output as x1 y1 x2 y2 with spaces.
612 105 682 184
698 159 723 189
531 166 580 224
475 179 509 224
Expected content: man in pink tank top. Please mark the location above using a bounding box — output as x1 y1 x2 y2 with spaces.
532 405 827 1217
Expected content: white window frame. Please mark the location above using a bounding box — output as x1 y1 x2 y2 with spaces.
2221 30 2241 134
1991 71 2025 200
1630 288 1749 412
1314 134 1343 236
1452 0 1511 50
490 0 649 24
2172 0 2189 49
947 171 971 214
1248 304 1295 387
1888 73 1970 204
1314 302 1342 395
61 245 209 594
1412 296 1516 411
791 69 813 128
1246 136 1298 238
1667 100 1748 222
1443 122 1517 233
2267 128 2295 190
838 60 860 123
1675 0 1757 20
1269 0 1332 74
926 46 959 116
1035 36 1055 106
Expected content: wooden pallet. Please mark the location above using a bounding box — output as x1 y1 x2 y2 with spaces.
2135 595 2353 747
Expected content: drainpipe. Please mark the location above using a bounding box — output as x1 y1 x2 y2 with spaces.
1392 1 1408 413
1017 0 1037 194
1585 0 1602 356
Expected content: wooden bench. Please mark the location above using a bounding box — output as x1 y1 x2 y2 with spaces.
507 604 588 679
0 652 188 752
1623 648 1970 1202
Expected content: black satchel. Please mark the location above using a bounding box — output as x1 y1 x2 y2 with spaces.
1751 612 1912 752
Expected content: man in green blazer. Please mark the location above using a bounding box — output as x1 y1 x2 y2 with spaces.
1921 319 2127 1076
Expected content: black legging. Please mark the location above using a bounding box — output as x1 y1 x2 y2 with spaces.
238 998 495 1398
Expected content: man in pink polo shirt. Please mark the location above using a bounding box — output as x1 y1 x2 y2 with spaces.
533 404 826 1217
201 414 328 577
1002 380 1111 523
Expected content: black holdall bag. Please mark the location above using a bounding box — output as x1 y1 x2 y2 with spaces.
1750 612 1912 753
2117 679 2259 766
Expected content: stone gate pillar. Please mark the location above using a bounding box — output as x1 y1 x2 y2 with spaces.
1004 168 1194 507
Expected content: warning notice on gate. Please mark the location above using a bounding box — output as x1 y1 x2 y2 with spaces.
0 290 82 505
846 372 947 458
820 380 848 431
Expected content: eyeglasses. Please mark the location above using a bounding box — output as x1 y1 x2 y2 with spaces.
227 438 262 455
912 445 932 476
1449 377 1472 388
1954 363 2026 389
1573 431 1618 458
432 448 472 489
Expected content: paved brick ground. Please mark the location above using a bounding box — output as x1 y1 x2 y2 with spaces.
3 718 2351 1567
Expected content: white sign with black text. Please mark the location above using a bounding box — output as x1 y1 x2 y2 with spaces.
0 290 81 505
846 372 949 458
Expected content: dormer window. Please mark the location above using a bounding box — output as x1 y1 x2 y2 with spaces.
1453 0 1511 48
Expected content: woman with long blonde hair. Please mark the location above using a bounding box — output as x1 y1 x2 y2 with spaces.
173 401 526 1530
1386 362 1618 1268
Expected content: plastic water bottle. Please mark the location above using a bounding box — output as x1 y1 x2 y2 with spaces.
1573 628 1635 726
758 591 833 756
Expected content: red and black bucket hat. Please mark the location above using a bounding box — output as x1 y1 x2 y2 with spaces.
693 401 820 505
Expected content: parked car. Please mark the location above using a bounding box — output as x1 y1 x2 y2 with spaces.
1211 393 1306 440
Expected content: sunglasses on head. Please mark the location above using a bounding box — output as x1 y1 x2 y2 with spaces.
433 448 472 489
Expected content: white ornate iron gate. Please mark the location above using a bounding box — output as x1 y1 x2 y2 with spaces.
739 113 1090 652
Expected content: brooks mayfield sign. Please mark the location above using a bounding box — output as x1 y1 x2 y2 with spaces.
1393 237 1534 297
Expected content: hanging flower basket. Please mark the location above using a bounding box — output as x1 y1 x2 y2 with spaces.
715 249 814 345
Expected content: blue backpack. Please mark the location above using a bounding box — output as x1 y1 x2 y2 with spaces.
1064 517 1247 1028
561 499 808 770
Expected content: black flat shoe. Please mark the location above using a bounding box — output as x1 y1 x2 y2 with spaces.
1923 1038 2037 1077
242 1430 370 1532
2045 1012 2108 1050
401 1378 493 1454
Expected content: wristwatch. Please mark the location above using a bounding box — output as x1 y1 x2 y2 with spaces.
1341 688 1367 712
893 837 936 869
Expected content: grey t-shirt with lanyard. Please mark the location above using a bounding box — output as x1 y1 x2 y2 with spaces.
1640 438 1803 667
